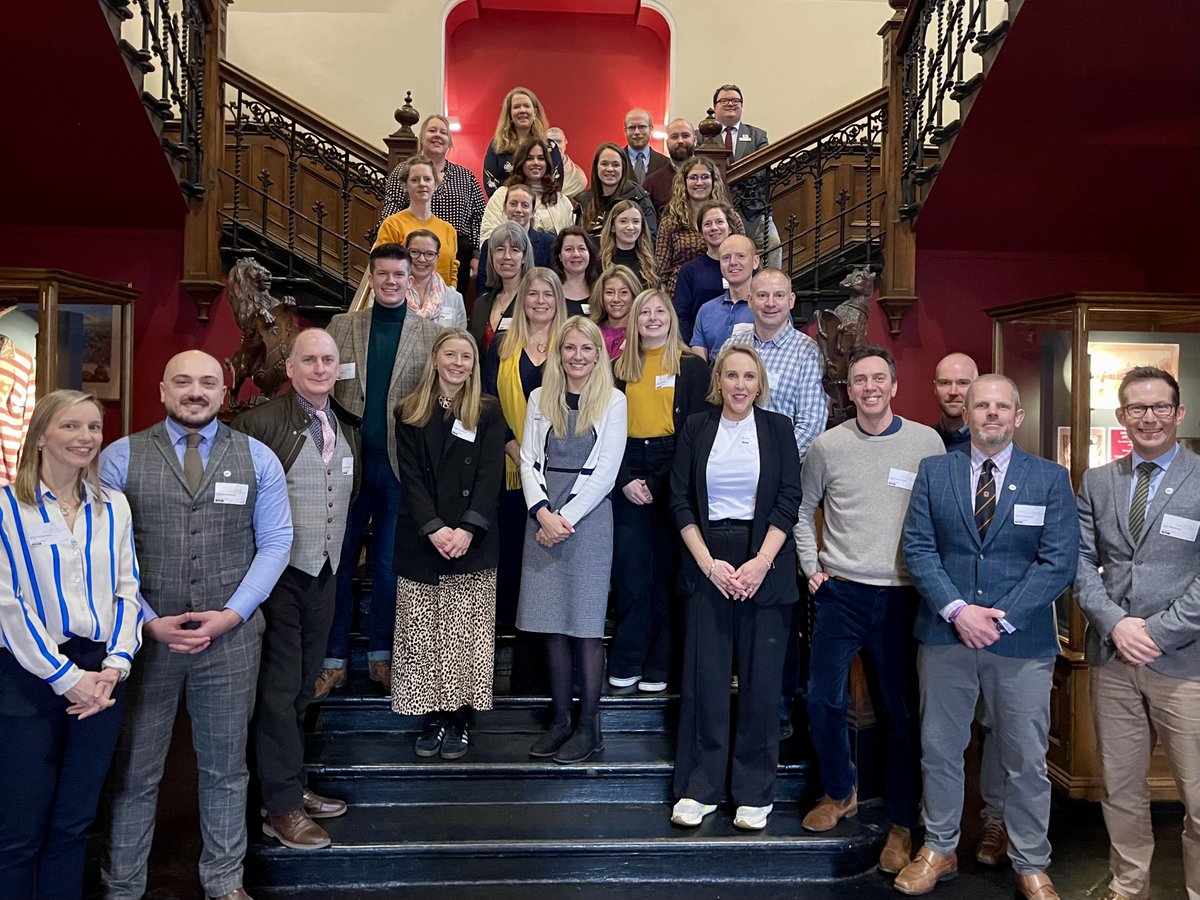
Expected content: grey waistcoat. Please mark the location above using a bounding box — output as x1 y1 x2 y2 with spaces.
125 423 258 615
285 427 354 576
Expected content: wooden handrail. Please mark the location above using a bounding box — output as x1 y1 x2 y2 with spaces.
896 0 924 52
725 87 888 183
219 60 389 171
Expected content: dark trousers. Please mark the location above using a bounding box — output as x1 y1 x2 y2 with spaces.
326 450 402 662
806 576 921 828
673 521 792 808
0 640 124 900
610 437 677 684
256 562 336 815
497 487 544 692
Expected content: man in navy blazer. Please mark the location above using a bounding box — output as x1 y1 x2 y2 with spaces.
899 374 1078 899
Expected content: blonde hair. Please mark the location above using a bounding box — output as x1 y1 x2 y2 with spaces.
418 114 454 154
598 200 659 288
662 157 732 231
589 265 643 328
615 289 690 384
499 268 568 362
399 154 440 187
706 345 771 408
492 86 551 155
14 390 104 508
541 316 615 437
399 329 483 432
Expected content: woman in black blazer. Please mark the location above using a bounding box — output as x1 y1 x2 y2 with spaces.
609 289 709 694
667 344 802 832
393 328 506 761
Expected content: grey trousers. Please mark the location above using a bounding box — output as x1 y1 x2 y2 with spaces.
917 643 1054 873
104 611 264 899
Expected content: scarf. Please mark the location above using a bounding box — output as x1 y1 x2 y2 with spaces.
496 349 528 491
407 272 448 321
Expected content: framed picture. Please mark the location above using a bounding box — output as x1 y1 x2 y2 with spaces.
1056 426 1107 469
1088 341 1179 410
76 305 122 400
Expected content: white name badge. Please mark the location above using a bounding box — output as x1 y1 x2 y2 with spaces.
887 468 916 491
498 317 513 333
738 134 752 142
580 303 591 316
451 419 477 443
721 278 730 290
342 457 354 477
337 362 356 380
1013 504 1046 526
213 483 250 505
1160 513 1200 542
655 374 676 390
26 521 72 547
764 370 782 390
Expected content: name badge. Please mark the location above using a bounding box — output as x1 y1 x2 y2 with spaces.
764 370 782 390
26 521 72 547
887 468 916 491
498 317 513 333
451 419 477 443
580 303 591 316
738 133 752 142
342 457 354 477
337 362 356 380
213 483 250 505
655 375 676 390
721 278 730 290
1160 513 1200 542
1013 504 1046 526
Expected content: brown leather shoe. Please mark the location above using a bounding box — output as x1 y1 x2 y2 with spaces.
894 846 958 895
878 825 913 874
368 660 391 686
303 788 347 819
313 666 347 701
263 809 332 850
976 817 1008 866
208 890 254 900
1016 872 1060 900
801 792 858 832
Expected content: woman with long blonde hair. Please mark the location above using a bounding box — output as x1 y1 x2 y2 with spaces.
598 199 659 291
483 86 564 197
589 265 642 360
392 330 506 760
518 316 627 764
654 156 742 298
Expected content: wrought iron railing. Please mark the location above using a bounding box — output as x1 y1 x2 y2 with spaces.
725 88 887 310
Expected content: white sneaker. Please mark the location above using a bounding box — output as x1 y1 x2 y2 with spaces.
733 804 773 830
671 798 718 826
638 680 667 693
608 674 640 688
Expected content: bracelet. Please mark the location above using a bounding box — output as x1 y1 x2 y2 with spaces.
756 551 774 569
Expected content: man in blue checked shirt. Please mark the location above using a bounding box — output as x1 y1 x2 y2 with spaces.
100 350 292 900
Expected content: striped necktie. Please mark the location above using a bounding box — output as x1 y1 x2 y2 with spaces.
1128 461 1157 540
974 459 996 538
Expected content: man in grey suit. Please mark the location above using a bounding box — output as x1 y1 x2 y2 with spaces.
1075 365 1199 900
900 374 1078 899
712 83 779 268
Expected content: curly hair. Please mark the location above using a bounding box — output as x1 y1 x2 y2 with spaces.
662 156 732 232
505 137 560 205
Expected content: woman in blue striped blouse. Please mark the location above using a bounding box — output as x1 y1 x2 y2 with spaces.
0 389 142 900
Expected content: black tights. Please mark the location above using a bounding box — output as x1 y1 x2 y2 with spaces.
544 634 604 720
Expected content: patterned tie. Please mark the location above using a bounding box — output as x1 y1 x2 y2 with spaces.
634 152 646 185
1128 461 1157 540
974 459 996 539
724 127 734 153
319 409 336 465
183 433 204 493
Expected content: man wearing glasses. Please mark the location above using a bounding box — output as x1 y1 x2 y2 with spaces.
1075 366 1199 900
623 108 669 186
712 84 780 268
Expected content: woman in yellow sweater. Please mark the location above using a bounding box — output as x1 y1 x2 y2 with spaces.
375 155 459 284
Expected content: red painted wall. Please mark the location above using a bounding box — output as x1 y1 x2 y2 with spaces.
445 8 671 188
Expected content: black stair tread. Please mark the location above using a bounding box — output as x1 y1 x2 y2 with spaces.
254 799 888 851
319 683 675 709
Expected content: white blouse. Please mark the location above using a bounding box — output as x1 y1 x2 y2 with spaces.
0 481 142 695
706 412 760 521
481 186 577 242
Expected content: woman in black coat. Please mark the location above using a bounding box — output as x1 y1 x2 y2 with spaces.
392 328 506 761
667 344 802 833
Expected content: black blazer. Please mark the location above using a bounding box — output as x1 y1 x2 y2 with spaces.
669 406 802 606
614 350 710 492
393 397 506 585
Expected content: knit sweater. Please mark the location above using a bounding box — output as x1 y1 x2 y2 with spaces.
796 417 944 586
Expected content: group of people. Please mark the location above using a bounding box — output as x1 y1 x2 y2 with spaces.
0 94 1194 900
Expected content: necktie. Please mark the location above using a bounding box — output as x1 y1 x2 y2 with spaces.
724 127 734 153
183 433 204 493
974 459 996 539
319 409 336 465
1128 461 1156 540
634 152 646 185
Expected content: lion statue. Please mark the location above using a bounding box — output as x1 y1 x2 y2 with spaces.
224 257 297 409
816 267 876 426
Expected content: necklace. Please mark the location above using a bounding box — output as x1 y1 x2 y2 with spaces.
437 395 453 410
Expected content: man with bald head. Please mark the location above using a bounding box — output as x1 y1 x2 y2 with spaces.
690 234 759 361
623 108 669 186
101 350 292 900
233 329 360 851
643 117 697 215
933 353 980 454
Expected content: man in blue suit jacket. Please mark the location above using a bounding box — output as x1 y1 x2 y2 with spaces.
898 374 1078 900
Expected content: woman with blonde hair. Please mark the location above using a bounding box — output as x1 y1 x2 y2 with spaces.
598 199 659 290
481 137 575 241
0 390 141 899
608 291 709 694
392 329 505 760
654 157 742 298
483 86 564 196
518 316 627 764
589 265 642 360
375 154 459 283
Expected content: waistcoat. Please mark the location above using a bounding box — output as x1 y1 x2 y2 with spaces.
285 426 354 575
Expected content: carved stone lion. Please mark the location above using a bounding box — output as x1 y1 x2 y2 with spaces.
816 267 876 426
224 257 297 409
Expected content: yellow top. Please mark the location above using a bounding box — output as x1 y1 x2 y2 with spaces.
374 210 459 283
625 345 676 439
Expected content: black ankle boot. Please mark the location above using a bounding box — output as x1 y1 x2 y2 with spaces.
553 714 604 764
529 713 573 758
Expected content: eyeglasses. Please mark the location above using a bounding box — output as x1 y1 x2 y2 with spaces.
1121 402 1177 418
715 98 742 107
408 250 439 261
625 124 650 131
687 174 712 183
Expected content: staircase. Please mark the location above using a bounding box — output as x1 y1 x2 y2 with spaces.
246 653 888 896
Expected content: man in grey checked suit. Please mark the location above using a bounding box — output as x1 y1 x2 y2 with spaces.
900 374 1078 899
1075 366 1199 900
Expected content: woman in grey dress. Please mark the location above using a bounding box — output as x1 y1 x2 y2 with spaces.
517 316 627 764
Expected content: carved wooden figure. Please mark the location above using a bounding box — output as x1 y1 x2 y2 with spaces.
816 267 875 426
224 257 297 409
